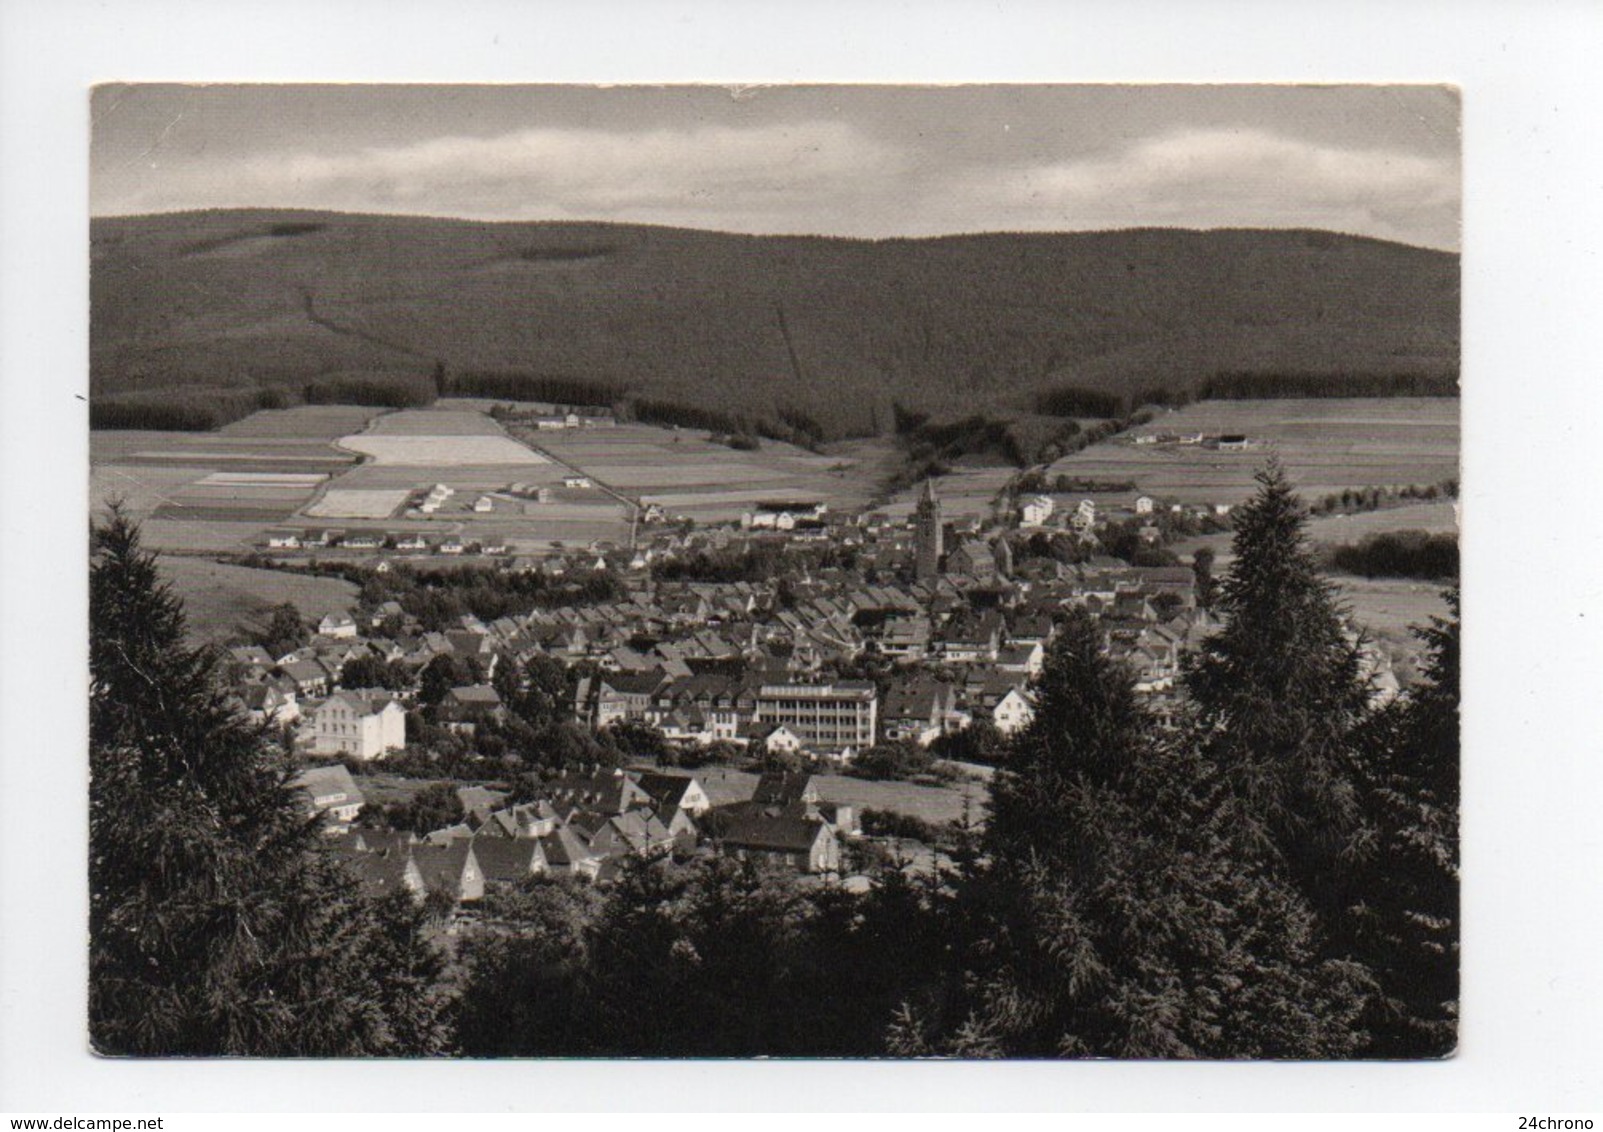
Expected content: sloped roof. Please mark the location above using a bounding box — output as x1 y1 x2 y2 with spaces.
470 836 545 882
717 813 829 854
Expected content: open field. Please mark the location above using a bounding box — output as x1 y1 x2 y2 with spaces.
364 408 508 436
305 488 414 519
1305 500 1459 542
218 405 386 440
875 466 1015 523
695 766 988 826
156 555 359 643
1336 576 1452 642
1047 398 1459 507
527 424 889 521
92 424 360 550
341 435 549 466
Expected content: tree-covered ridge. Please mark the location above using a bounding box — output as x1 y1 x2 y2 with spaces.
92 212 1458 438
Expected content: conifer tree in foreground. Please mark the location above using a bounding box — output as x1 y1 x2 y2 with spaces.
916 609 1364 1058
1183 460 1371 915
1345 590 1460 1056
90 508 450 1055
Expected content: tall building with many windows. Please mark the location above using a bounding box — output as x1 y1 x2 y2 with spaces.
755 682 879 752
914 478 943 583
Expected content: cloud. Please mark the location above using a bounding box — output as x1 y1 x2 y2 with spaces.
104 119 1459 249
131 120 909 227
948 127 1460 247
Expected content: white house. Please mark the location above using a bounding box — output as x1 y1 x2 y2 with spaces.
760 723 805 756
294 763 366 825
1019 495 1055 528
473 495 495 513
311 693 407 761
563 475 593 490
317 613 358 639
1135 496 1156 515
991 687 1036 735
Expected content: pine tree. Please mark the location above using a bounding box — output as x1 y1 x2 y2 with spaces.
89 509 451 1055
1183 460 1370 912
944 608 1365 1058
1345 590 1460 1056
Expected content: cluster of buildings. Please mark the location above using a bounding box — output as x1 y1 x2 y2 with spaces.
295 766 858 907
263 527 510 557
227 480 1227 766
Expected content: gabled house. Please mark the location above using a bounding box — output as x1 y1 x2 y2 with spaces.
527 769 653 816
437 684 506 733
880 679 956 746
538 825 603 881
633 772 713 817
279 657 335 698
714 813 840 875
990 685 1036 735
410 841 485 904
293 763 367 826
470 836 549 886
317 613 358 639
240 683 300 726
311 692 406 760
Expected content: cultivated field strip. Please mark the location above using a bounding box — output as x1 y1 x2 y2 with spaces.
1047 398 1459 506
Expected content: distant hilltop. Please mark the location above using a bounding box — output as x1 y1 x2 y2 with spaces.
90 210 1459 441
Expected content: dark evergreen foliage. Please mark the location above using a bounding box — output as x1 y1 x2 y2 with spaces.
1183 461 1370 910
89 509 451 1055
921 610 1366 1058
1344 591 1460 1056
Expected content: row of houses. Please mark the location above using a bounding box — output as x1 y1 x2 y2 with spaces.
297 766 857 908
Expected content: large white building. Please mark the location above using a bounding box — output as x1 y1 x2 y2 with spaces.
311 692 406 761
755 682 878 753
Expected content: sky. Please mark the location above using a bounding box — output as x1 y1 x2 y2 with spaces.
90 84 1461 250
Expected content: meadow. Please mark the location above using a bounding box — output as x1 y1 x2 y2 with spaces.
156 556 359 643
1047 398 1459 507
525 423 889 522
91 412 366 547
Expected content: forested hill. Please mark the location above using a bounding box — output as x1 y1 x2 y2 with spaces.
91 210 1459 439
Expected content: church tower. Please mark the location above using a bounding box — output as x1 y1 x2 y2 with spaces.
914 478 944 583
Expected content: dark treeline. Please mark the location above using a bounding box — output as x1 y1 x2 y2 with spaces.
91 373 439 430
232 556 627 631
90 386 293 431
303 375 437 409
1198 371 1459 400
359 564 627 630
1325 530 1459 580
1034 384 1127 418
1308 479 1458 516
650 540 860 584
450 370 623 408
